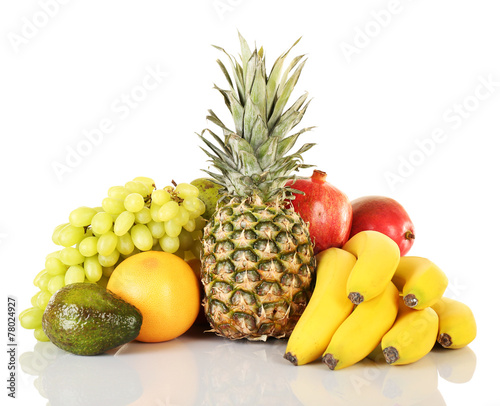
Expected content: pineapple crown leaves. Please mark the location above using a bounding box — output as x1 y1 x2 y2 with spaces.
199 33 315 202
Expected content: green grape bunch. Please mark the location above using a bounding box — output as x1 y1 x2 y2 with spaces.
19 177 207 342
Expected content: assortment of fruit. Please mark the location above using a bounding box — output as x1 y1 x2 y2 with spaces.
19 177 207 343
19 33 475 381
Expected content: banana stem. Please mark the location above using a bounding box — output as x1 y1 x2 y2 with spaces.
438 333 453 348
403 294 419 308
383 346 400 364
322 353 339 370
348 292 364 305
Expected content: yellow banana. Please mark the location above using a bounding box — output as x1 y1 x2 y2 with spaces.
342 230 400 304
322 281 399 370
392 256 448 310
381 297 439 365
284 248 356 366
431 297 476 349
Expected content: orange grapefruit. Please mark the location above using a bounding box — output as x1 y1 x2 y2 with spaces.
107 251 200 342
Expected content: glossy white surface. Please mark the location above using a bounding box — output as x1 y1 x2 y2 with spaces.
18 324 486 406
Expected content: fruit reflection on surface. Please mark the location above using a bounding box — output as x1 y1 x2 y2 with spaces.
19 331 477 406
107 251 200 342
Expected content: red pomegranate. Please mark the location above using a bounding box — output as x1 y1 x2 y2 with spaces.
286 170 352 254
349 196 415 256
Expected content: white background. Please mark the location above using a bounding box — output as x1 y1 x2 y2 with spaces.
1 0 500 405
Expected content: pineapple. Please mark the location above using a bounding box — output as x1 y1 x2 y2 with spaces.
200 34 316 340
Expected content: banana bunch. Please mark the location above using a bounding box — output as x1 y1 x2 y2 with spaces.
284 230 477 370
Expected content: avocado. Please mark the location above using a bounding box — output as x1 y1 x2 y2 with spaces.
42 283 142 356
190 178 221 220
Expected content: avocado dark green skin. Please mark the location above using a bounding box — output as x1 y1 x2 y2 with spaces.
42 283 142 356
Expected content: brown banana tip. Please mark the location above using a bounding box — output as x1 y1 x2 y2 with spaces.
382 346 400 364
438 333 452 348
322 354 338 370
403 294 418 308
348 292 364 305
284 352 298 366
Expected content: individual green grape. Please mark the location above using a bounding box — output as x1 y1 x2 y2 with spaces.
108 185 130 200
35 272 52 291
125 181 149 197
164 219 182 237
172 206 190 226
130 224 153 251
195 216 207 230
45 250 61 260
59 247 85 266
181 197 198 213
159 235 180 253
183 198 206 217
45 257 67 276
191 239 203 259
97 231 118 256
48 275 65 294
91 211 114 234
102 197 125 214
124 193 144 213
175 183 199 199
150 203 161 222
133 176 155 194
116 232 134 255
151 189 171 206
147 221 165 239
84 255 102 282
69 206 97 227
183 218 196 232
30 292 39 307
34 328 50 342
65 265 86 285
114 210 136 236
98 250 120 267
36 291 53 309
79 236 98 257
51 223 69 245
33 269 47 286
19 307 43 329
135 207 152 224
158 201 179 222
58 224 86 248
178 228 194 251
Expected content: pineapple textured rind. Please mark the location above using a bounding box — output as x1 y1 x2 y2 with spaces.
201 196 316 340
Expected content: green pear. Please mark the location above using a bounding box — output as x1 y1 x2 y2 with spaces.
191 178 220 220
